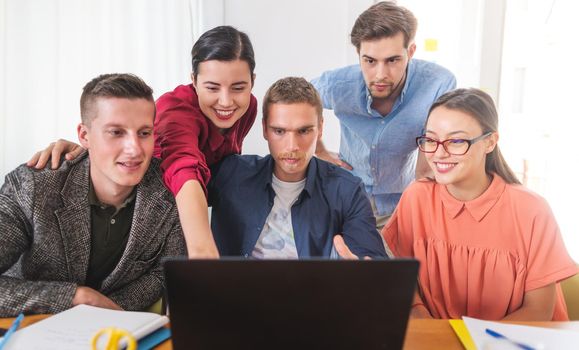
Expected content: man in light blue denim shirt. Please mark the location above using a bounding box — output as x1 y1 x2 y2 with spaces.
312 1 456 227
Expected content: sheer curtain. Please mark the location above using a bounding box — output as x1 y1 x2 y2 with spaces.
0 0 208 180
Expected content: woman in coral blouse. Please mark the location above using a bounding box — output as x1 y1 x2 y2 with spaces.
383 88 578 321
28 26 258 258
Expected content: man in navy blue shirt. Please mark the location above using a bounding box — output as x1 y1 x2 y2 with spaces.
208 77 387 259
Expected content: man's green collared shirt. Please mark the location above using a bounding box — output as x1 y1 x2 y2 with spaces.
86 182 136 289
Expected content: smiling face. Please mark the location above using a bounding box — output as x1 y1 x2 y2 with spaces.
424 106 498 200
78 97 155 201
263 103 323 182
192 59 254 130
359 32 415 101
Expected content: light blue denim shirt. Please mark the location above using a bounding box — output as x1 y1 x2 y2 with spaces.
312 59 456 216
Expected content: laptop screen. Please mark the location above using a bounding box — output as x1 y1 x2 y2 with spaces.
164 259 418 350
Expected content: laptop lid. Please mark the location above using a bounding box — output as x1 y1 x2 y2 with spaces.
164 259 418 350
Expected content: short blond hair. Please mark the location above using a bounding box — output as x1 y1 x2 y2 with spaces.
80 73 154 126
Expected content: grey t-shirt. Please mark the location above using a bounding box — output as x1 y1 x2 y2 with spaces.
251 175 305 259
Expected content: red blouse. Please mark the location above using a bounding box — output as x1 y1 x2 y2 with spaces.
153 84 258 196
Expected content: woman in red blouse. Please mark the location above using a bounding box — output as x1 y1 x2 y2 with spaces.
28 26 258 258
153 26 257 258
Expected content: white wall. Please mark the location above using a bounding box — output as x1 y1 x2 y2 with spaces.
0 0 6 179
0 0 196 180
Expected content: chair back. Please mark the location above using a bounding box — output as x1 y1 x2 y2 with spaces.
562 270 579 320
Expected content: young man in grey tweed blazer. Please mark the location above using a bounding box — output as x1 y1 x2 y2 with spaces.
0 74 186 317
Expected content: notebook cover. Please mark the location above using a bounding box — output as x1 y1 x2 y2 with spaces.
449 319 477 350
137 327 171 350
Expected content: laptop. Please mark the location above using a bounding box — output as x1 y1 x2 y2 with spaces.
164 259 419 350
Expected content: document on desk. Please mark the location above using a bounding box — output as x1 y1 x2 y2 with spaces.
462 316 579 349
4 304 168 350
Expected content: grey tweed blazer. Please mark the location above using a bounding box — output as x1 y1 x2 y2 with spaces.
0 152 186 317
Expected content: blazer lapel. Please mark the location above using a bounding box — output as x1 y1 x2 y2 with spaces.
54 157 92 283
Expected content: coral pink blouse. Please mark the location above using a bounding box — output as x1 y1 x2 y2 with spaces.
383 174 578 320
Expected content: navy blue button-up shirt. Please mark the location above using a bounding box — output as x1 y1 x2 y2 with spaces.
208 155 387 258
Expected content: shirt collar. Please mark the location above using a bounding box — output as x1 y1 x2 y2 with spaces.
88 180 100 206
302 157 318 196
88 180 137 211
207 126 226 152
365 87 373 114
398 59 414 103
440 173 506 222
263 155 318 197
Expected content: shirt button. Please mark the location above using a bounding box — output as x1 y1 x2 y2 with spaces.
372 145 376 149
381 121 385 124
372 167 376 171
110 219 116 224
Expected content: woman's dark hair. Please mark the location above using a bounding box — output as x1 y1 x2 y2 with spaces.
427 88 521 185
191 26 255 84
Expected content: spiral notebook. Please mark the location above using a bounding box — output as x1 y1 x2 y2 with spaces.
4 305 169 350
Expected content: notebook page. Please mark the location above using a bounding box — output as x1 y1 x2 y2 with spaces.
4 304 168 350
463 316 579 349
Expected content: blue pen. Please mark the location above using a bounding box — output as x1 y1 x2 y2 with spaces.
485 328 536 350
0 313 24 350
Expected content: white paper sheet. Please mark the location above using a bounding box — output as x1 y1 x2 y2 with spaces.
463 316 579 350
3 305 168 350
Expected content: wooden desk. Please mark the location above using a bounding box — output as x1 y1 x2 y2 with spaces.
2 316 578 349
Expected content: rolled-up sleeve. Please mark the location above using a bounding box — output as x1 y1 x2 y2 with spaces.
154 96 211 197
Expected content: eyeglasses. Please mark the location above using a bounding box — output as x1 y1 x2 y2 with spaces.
415 131 492 155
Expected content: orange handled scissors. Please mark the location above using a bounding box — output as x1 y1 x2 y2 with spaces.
91 327 137 350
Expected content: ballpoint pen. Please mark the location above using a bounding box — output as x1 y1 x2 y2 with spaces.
485 328 537 350
0 313 24 350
